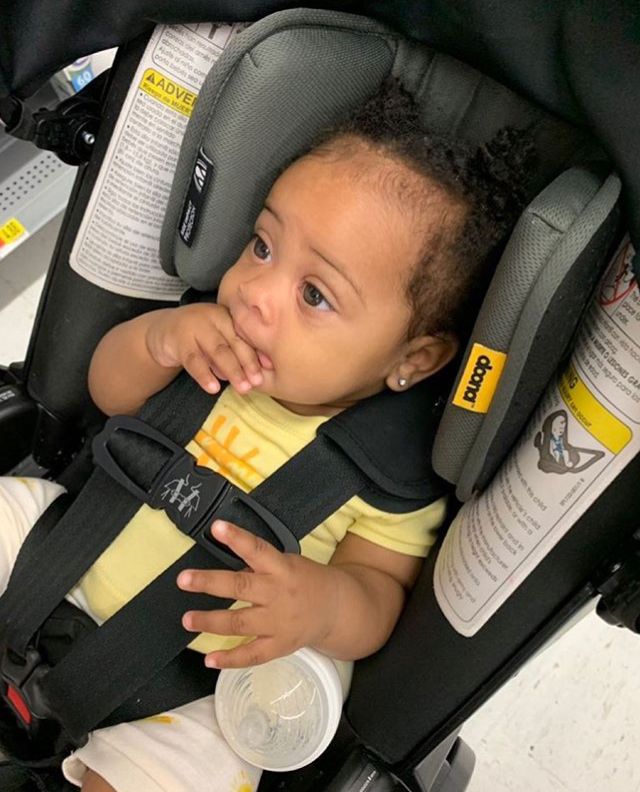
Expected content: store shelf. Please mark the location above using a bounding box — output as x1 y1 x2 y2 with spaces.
0 53 116 260
0 129 77 258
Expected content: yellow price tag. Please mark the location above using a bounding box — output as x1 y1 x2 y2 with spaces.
0 218 27 247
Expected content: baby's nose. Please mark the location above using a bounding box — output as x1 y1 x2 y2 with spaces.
240 276 276 325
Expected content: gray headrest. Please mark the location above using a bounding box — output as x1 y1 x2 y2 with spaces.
160 7 584 289
432 165 621 500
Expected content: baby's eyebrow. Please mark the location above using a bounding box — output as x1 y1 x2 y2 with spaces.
309 246 363 302
263 203 281 223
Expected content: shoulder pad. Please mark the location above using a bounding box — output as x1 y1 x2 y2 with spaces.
318 374 451 510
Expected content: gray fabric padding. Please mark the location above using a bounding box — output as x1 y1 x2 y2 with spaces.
160 9 396 287
472 202 619 495
160 8 587 288
432 167 621 499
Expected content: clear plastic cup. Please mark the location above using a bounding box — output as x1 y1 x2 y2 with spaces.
215 648 353 771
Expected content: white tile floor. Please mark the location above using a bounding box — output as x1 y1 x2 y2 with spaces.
1 218 640 792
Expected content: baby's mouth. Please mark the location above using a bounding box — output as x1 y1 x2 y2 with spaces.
256 350 274 371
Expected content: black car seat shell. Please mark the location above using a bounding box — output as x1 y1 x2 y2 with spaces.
0 4 637 792
21 7 594 447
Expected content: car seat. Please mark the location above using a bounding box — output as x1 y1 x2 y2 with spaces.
0 3 639 792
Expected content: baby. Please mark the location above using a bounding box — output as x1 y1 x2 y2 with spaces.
0 82 532 792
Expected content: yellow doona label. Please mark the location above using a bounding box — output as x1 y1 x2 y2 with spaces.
139 69 197 117
452 343 507 413
0 218 27 247
559 364 631 454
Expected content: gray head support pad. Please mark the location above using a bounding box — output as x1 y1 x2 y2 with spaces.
159 8 578 290
160 10 396 289
433 166 621 501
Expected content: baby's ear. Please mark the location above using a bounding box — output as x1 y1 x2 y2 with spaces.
386 333 458 392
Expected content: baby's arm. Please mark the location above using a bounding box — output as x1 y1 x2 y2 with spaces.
88 304 264 416
179 520 422 666
315 531 422 659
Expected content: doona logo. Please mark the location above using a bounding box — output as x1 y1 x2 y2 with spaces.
452 343 506 413
462 354 493 404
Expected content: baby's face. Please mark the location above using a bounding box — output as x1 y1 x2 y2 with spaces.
218 149 424 415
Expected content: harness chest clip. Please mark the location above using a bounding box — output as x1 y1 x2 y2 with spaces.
94 415 300 571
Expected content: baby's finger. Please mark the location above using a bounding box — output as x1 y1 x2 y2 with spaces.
182 604 269 637
205 342 252 394
211 520 285 575
204 637 281 669
204 311 263 385
210 310 264 384
177 568 271 605
227 336 263 386
182 350 221 394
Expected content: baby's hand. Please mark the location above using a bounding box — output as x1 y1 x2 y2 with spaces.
145 303 265 395
177 520 339 668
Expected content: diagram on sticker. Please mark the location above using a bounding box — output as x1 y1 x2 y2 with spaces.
533 409 604 474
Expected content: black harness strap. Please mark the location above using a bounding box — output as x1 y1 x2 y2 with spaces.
0 374 214 657
0 375 376 743
0 371 447 745
8 492 74 583
43 435 367 741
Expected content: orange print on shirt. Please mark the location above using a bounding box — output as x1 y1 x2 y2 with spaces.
194 414 260 488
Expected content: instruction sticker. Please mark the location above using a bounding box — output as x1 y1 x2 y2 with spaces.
434 237 640 636
0 218 29 259
69 22 246 300
139 69 198 117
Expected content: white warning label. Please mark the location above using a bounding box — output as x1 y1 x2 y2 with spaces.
70 22 245 300
434 238 640 636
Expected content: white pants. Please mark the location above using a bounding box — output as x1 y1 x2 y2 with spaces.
0 477 262 792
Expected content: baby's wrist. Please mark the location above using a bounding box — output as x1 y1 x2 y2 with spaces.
144 310 182 369
309 564 343 651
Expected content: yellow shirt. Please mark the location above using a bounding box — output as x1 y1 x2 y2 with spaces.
78 388 445 653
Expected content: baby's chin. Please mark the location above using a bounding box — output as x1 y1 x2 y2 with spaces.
249 377 327 414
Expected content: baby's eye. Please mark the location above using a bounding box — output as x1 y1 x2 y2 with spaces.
302 282 333 311
252 235 272 262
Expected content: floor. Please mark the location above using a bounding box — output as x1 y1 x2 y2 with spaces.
1 218 639 792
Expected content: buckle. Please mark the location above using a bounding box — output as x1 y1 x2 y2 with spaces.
1 647 53 731
93 416 300 570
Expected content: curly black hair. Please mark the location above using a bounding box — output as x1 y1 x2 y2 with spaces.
308 80 537 339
